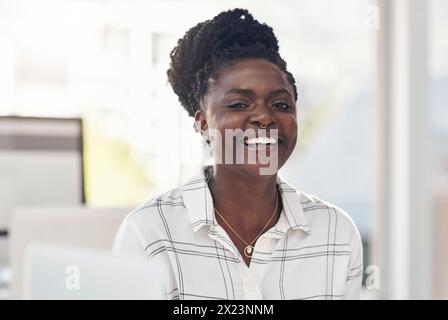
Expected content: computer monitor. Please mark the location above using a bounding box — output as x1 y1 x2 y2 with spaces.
23 243 167 299
8 206 131 298
0 116 85 235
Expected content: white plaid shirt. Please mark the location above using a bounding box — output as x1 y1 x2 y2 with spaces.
113 165 363 300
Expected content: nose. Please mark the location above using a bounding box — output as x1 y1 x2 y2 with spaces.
250 103 276 129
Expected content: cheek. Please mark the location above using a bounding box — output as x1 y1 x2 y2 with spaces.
281 114 298 140
221 112 247 127
215 113 247 137
208 112 246 150
208 105 244 126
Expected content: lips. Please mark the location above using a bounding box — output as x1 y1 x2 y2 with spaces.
243 136 283 146
241 131 285 149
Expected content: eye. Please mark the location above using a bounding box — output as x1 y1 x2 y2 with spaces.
227 102 248 109
273 102 291 110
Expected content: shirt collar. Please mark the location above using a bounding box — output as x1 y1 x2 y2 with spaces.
180 165 311 236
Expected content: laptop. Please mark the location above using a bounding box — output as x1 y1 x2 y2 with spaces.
22 243 167 300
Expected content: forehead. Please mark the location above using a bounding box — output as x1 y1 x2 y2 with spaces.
209 58 292 95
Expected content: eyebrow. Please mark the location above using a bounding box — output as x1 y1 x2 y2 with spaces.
224 88 293 99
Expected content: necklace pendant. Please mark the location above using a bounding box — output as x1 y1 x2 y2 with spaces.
244 245 254 257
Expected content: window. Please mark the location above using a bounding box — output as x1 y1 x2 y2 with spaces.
0 0 376 288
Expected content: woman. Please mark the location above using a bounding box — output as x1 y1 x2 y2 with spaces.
113 8 363 300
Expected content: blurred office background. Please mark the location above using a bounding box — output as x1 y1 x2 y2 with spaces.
0 0 446 299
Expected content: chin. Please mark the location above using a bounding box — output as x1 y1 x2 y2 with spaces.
242 146 285 176
213 141 288 175
241 161 281 177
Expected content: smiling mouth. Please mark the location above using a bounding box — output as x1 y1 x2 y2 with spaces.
243 136 284 147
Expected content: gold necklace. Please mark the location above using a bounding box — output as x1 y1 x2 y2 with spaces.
213 191 279 258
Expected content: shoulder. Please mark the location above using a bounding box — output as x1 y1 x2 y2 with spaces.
125 187 185 221
118 187 189 242
298 191 362 244
113 186 191 260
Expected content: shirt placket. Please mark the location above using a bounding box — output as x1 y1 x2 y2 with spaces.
207 209 291 300
244 210 292 299
208 223 268 299
207 223 246 299
239 234 273 299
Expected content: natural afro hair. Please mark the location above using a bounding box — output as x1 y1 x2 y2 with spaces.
167 8 298 118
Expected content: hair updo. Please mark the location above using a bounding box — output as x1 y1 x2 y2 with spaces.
167 8 298 118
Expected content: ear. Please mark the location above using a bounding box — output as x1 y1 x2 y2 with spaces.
193 109 211 145
193 109 208 134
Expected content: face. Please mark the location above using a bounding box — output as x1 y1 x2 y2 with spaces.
195 58 298 177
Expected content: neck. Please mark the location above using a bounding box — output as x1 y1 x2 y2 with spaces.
207 164 280 235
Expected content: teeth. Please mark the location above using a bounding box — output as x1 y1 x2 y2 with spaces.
245 137 278 145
